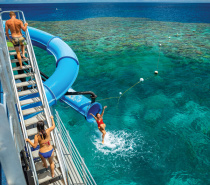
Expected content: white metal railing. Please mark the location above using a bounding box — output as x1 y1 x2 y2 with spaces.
54 128 71 185
54 109 97 185
0 15 39 185
19 11 68 184
0 10 67 184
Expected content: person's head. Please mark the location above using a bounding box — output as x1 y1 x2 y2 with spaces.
96 113 101 119
37 120 46 139
9 11 16 18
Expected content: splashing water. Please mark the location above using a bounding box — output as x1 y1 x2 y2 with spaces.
92 130 138 156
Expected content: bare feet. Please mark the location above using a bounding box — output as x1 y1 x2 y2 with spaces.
20 66 23 69
21 54 28 61
102 140 104 144
51 172 55 178
22 56 28 60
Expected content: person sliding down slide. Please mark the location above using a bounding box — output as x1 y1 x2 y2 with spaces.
90 106 107 144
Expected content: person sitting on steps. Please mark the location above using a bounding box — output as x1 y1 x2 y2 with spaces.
5 11 28 69
90 106 107 144
26 116 55 178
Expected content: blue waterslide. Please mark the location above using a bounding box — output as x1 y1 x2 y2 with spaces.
3 22 102 122
28 27 102 122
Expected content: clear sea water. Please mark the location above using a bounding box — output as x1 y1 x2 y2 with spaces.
1 3 210 185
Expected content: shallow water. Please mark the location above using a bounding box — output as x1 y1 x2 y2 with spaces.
31 17 210 185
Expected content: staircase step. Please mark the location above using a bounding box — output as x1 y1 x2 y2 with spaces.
32 149 40 159
16 80 36 88
9 51 27 55
11 58 29 63
27 127 38 137
35 158 59 174
18 89 38 96
32 148 56 159
48 179 65 185
14 72 34 80
22 106 43 116
24 113 46 127
20 97 41 106
8 45 27 51
12 65 31 71
27 124 47 137
38 168 63 185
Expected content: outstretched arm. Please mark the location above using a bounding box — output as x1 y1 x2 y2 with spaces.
101 106 107 117
5 22 12 42
89 113 97 121
21 21 28 32
48 116 55 132
25 135 38 148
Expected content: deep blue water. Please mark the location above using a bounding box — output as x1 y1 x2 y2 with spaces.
1 3 210 23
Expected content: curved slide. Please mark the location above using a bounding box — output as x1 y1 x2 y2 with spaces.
4 22 102 122
29 27 102 122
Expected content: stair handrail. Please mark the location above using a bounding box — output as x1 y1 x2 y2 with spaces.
1 10 68 185
20 11 69 184
0 12 39 185
54 128 70 184
54 109 97 185
16 10 68 185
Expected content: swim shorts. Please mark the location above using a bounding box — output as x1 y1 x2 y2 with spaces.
11 36 25 47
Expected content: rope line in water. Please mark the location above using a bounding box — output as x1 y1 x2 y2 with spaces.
97 74 155 102
61 44 162 106
97 44 162 102
96 44 162 102
97 96 119 102
121 81 141 96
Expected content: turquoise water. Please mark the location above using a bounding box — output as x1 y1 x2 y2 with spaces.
31 18 210 185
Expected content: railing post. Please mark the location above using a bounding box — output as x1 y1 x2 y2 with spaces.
82 158 87 185
54 109 97 185
67 132 73 158
54 129 68 185
9 115 14 138
3 93 7 114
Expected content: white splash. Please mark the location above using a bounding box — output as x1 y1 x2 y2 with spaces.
92 130 137 156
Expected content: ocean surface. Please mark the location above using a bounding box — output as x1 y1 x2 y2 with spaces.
1 3 210 23
1 3 210 185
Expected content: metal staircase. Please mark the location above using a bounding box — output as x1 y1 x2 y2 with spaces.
0 11 67 185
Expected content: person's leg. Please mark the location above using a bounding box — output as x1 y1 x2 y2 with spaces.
102 130 106 144
99 126 106 144
20 43 25 58
48 151 54 177
98 128 103 133
14 46 22 68
39 153 48 168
